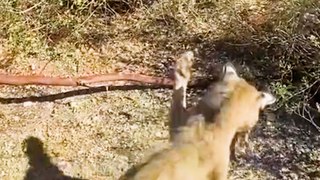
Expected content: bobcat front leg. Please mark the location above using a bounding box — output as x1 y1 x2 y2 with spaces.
169 51 194 142
230 130 251 160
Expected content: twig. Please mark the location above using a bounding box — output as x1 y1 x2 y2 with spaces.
19 1 45 14
283 79 320 103
294 103 320 132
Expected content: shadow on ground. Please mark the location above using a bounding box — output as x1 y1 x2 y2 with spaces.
0 80 217 104
0 86 152 104
23 136 85 180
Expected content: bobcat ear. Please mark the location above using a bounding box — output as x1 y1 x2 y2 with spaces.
260 92 276 109
222 62 239 81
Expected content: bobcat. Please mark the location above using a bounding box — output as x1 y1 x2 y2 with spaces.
169 51 275 160
121 51 276 180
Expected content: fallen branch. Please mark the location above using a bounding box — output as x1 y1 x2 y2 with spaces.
0 72 220 104
0 73 174 87
294 102 320 132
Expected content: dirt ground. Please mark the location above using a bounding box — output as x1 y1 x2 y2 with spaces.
0 83 319 180
0 0 319 179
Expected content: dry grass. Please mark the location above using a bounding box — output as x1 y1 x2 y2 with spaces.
0 0 319 179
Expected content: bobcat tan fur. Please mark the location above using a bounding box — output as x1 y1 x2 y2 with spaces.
121 51 276 180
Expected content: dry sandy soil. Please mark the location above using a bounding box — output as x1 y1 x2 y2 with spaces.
0 79 319 180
